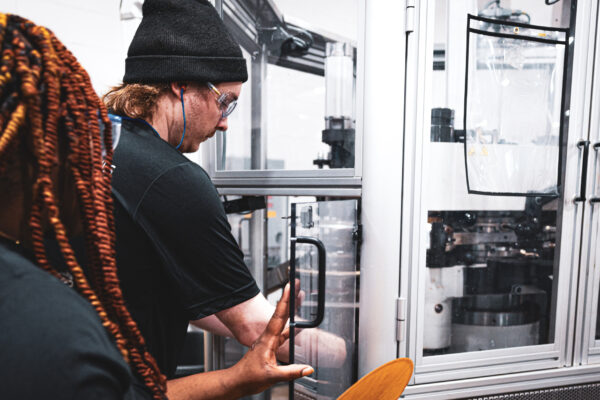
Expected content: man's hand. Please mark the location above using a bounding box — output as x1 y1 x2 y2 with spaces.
168 284 313 400
225 283 314 396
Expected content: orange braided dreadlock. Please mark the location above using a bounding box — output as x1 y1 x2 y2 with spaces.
0 14 166 399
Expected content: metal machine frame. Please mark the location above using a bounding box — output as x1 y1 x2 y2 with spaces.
203 0 366 196
575 0 600 366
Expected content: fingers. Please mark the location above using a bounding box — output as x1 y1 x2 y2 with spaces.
278 326 290 347
260 283 291 348
274 364 314 382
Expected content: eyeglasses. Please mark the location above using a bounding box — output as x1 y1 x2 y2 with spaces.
207 82 238 119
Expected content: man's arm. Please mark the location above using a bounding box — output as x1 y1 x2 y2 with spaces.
192 281 303 344
191 314 235 338
212 293 275 347
168 285 313 400
208 291 347 368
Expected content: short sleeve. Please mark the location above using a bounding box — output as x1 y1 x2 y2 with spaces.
0 256 142 400
132 163 260 319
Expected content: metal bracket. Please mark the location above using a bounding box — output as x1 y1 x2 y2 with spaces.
396 297 407 342
300 206 314 229
222 196 266 214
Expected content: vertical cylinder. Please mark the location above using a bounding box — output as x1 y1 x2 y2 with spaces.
325 42 354 121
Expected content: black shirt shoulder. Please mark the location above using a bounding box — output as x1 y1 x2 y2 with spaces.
112 118 194 215
112 119 259 320
0 241 151 400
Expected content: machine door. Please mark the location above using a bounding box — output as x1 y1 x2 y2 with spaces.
576 5 600 365
400 0 596 388
579 104 600 364
288 199 359 399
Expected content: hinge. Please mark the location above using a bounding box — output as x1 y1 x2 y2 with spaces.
396 297 407 342
406 0 416 34
352 224 362 243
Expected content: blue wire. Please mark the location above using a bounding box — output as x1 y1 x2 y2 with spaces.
120 115 161 139
176 87 186 150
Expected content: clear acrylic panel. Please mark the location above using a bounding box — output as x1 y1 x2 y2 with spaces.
292 199 359 399
209 196 358 400
422 0 571 358
215 47 253 171
218 0 359 172
265 64 330 170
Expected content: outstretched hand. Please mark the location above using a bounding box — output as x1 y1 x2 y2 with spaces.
228 283 313 396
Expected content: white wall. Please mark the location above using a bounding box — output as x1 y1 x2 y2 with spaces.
0 0 127 95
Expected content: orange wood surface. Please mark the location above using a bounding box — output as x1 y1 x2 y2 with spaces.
337 358 414 400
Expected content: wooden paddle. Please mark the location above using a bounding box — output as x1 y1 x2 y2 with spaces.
337 358 414 400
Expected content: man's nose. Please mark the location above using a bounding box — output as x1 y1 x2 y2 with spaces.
216 117 228 131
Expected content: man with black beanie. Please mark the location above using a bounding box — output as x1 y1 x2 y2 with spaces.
103 0 346 396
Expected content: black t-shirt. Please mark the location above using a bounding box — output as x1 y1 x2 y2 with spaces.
0 240 152 400
112 118 259 378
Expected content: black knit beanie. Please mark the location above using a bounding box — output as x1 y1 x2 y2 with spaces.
123 0 248 84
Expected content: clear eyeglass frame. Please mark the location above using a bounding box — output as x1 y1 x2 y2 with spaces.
207 81 238 119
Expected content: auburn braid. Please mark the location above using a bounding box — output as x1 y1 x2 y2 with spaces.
51 34 166 390
0 14 166 399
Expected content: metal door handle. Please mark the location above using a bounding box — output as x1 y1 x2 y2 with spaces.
291 236 327 328
591 142 600 204
288 235 327 398
574 140 590 203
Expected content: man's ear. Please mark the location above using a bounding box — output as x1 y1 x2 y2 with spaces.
169 82 186 97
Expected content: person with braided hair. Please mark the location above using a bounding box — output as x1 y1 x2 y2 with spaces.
0 11 313 400
0 12 166 399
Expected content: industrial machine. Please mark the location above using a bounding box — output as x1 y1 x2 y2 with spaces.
8 0 600 398
424 199 557 355
201 0 600 399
